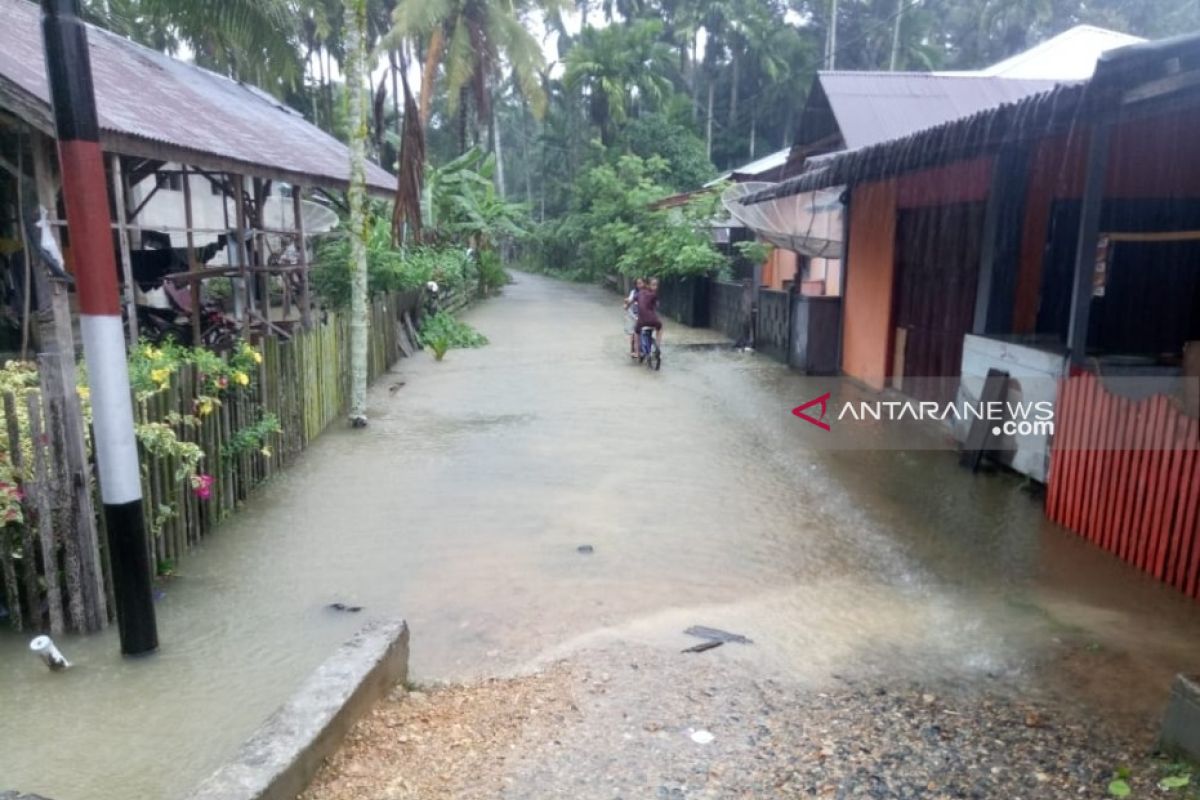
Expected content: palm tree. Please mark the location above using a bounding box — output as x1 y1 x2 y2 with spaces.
85 0 306 93
381 0 562 134
562 20 675 145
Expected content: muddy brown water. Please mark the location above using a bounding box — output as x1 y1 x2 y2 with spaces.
2 272 1198 800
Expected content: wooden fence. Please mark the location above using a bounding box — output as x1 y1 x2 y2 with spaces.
1046 373 1200 600
0 290 422 633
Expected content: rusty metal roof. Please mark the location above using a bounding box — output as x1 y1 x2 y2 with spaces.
817 72 1065 150
746 83 1087 203
747 30 1200 204
0 0 394 193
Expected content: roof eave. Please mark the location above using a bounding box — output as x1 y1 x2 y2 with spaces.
0 74 394 197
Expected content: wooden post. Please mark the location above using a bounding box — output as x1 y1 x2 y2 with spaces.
181 164 202 345
233 174 253 340
31 133 107 633
253 177 269 338
108 154 138 345
1067 122 1111 366
292 185 312 330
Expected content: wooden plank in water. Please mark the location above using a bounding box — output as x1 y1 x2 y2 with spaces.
26 394 63 634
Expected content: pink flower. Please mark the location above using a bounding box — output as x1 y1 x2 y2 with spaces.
191 473 214 501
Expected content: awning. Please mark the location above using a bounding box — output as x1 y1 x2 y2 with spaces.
721 182 844 259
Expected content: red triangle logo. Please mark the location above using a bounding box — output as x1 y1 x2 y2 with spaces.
792 392 831 431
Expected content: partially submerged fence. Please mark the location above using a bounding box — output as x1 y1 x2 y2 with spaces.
1046 373 1200 600
755 289 791 363
0 290 421 633
709 280 751 344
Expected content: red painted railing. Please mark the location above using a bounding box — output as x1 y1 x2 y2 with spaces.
1047 374 1200 599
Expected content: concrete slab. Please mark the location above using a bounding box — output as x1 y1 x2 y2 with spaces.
1160 674 1200 762
185 618 409 800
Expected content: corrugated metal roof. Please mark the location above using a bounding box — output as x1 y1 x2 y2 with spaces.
745 83 1087 203
747 29 1200 205
818 72 1066 150
705 147 791 187
0 0 394 193
977 25 1144 79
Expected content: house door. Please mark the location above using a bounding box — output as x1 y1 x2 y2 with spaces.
892 203 985 403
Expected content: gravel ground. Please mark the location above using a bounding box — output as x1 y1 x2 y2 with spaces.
303 641 1197 800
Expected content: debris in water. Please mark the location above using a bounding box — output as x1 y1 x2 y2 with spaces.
684 625 752 644
389 382 406 394
690 729 715 744
328 602 363 613
681 640 723 654
577 545 594 554
29 635 70 671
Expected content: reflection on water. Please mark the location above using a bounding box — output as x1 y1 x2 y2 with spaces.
2 273 1197 800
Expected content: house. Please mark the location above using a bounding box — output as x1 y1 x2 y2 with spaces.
726 25 1146 302
0 0 392 346
744 32 1200 600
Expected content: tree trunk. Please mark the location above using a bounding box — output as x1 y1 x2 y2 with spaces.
419 29 445 129
705 80 714 161
345 0 369 427
491 89 506 199
890 0 903 70
827 0 839 69
728 49 739 128
520 96 533 206
324 48 335 129
691 34 700 122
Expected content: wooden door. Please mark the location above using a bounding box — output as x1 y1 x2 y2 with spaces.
893 203 985 403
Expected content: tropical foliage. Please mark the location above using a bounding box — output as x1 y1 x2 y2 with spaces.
530 154 723 281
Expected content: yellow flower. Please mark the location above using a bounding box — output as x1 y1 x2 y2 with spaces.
150 368 171 386
196 397 215 417
260 446 272 458
251 351 263 365
145 347 162 361
232 371 250 386
77 386 90 401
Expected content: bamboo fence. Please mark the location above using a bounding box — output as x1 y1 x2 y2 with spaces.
0 290 421 633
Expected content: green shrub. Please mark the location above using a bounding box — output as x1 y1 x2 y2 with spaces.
417 312 488 354
311 217 472 308
477 250 510 294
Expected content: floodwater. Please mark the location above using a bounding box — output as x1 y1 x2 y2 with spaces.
2 272 1199 800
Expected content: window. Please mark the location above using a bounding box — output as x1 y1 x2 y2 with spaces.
155 172 183 192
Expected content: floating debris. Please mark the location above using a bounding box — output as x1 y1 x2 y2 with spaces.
684 625 752 644
577 545 594 554
328 602 363 613
681 640 723 654
690 729 715 744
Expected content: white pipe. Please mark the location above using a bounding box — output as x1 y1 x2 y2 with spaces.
30 635 71 671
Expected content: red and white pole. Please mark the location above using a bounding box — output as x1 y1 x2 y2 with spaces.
41 0 157 655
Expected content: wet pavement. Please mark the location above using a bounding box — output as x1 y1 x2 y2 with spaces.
4 272 1200 800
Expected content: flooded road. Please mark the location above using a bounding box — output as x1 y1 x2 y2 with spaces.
3 272 1199 800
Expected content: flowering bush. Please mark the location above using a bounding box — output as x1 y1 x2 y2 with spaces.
127 338 264 399
190 473 214 501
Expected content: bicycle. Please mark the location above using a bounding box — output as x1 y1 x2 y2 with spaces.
638 326 662 371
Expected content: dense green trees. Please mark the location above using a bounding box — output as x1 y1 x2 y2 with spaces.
80 0 1193 285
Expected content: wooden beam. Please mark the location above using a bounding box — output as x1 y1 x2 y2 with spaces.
30 132 108 632
293 185 312 330
181 164 202 345
1067 122 1112 366
109 154 139 345
233 173 253 340
126 179 161 223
